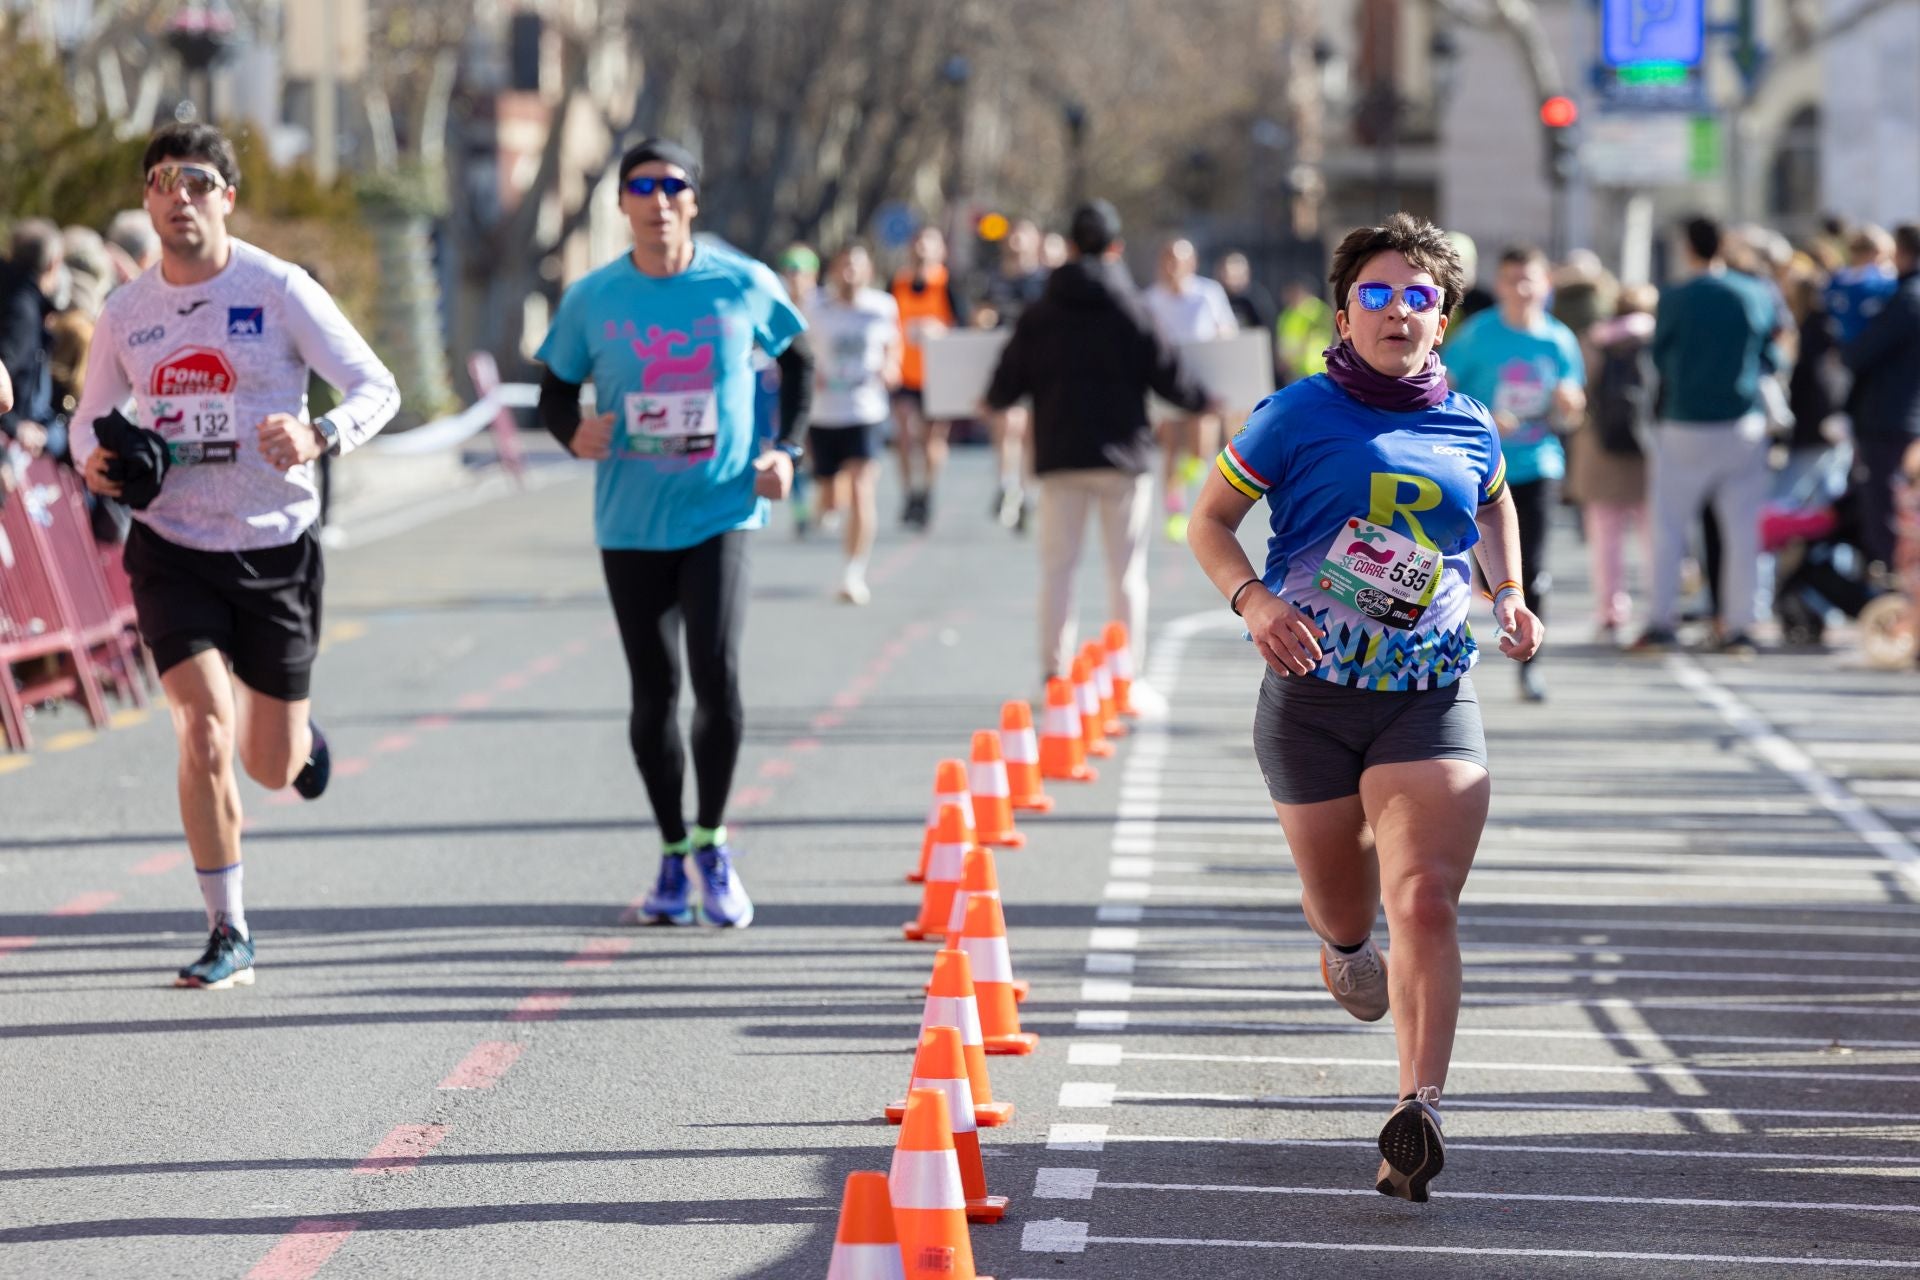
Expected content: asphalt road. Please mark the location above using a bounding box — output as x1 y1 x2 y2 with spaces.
3 452 1919 1279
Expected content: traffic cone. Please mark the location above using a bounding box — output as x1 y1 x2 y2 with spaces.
827 1171 906 1280
1080 641 1126 738
908 760 974 884
1103 622 1137 717
888 948 1014 1127
904 804 971 941
891 1088 995 1280
1071 655 1115 758
962 893 1039 1055
1038 678 1096 783
999 700 1054 813
903 1027 1008 1223
933 846 1028 1002
968 731 1024 848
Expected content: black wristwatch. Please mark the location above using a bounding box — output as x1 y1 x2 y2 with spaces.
774 440 804 465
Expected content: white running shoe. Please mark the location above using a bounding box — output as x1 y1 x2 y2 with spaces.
1124 677 1170 721
837 572 871 605
1320 936 1390 1022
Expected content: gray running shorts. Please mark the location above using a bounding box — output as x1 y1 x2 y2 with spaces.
1252 669 1488 806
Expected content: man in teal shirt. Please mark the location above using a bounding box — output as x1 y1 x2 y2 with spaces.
1636 216 1780 654
1444 244 1584 701
538 139 812 928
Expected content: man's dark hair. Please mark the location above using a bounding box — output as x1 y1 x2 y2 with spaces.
1893 223 1920 265
1497 243 1547 271
1327 213 1466 313
828 239 872 265
618 138 701 189
9 218 63 279
1069 200 1121 255
142 122 241 189
1682 216 1723 262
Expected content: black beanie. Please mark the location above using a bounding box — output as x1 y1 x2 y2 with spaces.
619 139 701 189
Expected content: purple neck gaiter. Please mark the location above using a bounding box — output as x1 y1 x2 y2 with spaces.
1321 340 1450 412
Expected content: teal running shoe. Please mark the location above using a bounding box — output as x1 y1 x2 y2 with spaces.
174 923 255 990
637 854 695 925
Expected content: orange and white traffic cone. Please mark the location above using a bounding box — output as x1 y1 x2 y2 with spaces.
888 948 1014 1127
826 1171 906 1280
891 1088 996 1280
1071 655 1115 758
962 893 1039 1055
933 846 1028 1001
1038 678 1096 783
904 804 972 941
999 700 1054 813
968 731 1024 848
1081 641 1126 738
909 759 974 884
903 1027 1008 1223
1103 621 1137 717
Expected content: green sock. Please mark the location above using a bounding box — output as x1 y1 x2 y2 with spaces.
661 837 691 857
691 824 727 850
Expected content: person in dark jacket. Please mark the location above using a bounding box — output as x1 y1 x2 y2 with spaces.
984 199 1216 700
1842 222 1920 568
0 219 63 459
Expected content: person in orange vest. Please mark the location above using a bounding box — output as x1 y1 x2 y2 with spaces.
890 226 967 530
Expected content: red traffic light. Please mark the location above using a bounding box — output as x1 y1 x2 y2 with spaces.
1539 96 1578 129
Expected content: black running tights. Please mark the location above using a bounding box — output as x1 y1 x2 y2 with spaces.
601 531 750 844
1509 478 1556 648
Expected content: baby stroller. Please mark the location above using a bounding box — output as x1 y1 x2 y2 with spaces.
1765 444 1874 646
1858 445 1920 670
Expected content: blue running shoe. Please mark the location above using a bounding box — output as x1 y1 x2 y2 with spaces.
637 854 695 926
292 721 330 800
693 844 754 928
174 923 256 989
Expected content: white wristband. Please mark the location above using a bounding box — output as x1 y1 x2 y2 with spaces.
1492 586 1522 610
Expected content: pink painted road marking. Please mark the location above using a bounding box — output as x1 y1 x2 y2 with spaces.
565 639 591 657
731 785 774 811
509 991 575 1022
455 692 492 711
787 737 823 754
52 891 119 916
131 851 187 876
372 734 415 754
243 1219 361 1280
352 1123 450 1175
495 672 527 692
333 758 370 780
529 655 561 675
0 937 35 956
758 758 796 779
829 690 863 710
811 711 844 731
413 714 454 732
564 937 633 969
437 1040 526 1090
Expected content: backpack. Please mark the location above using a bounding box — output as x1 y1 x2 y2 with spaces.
1592 338 1653 457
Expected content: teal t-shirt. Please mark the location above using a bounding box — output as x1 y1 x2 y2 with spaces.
537 242 807 550
1442 310 1583 487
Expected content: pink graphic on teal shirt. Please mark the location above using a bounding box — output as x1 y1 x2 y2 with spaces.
610 318 723 464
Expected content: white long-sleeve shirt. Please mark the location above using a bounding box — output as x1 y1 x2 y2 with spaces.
71 239 401 551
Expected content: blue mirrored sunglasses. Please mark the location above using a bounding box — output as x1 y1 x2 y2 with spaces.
1353 281 1443 313
623 175 693 197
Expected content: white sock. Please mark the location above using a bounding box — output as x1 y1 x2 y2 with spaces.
844 553 869 581
195 863 247 938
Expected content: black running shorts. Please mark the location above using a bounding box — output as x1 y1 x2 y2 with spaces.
123 522 324 702
1252 669 1488 806
808 421 882 479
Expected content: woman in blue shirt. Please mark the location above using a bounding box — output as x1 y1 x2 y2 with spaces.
1189 213 1543 1203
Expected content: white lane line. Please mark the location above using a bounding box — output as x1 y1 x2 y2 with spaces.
1045 1123 1110 1152
1058 1082 1118 1108
1093 1133 1920 1167
1118 882 1920 909
1078 978 1134 1003
1019 1222 1914 1267
1087 928 1140 951
1095 1048 1920 1085
1116 1091 1908 1123
1083 953 1136 975
1107 856 1155 879
1114 929 1920 966
1125 905 1920 941
1101 880 1151 901
1669 655 1920 894
1117 960 1916 988
1079 1015 1920 1052
1136 861 1898 891
1068 1043 1125 1067
1098 1178 1920 1215
1033 1168 1099 1200
1107 983 1920 1019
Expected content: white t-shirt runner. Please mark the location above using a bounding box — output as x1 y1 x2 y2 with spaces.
1143 277 1239 345
808 286 899 427
71 239 401 551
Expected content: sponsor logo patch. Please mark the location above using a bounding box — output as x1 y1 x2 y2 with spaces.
227 307 264 339
150 346 238 396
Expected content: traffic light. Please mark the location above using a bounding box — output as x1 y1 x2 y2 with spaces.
1539 96 1579 186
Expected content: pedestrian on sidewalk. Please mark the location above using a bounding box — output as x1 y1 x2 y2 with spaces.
1187 212 1542 1202
1634 216 1784 655
1568 284 1658 644
536 139 814 929
1841 223 1920 570
982 199 1216 713
72 122 402 989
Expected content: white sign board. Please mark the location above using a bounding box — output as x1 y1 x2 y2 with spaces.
920 330 1011 420
1151 329 1275 423
1583 115 1693 187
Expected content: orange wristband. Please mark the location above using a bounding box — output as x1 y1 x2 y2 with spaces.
1483 579 1520 602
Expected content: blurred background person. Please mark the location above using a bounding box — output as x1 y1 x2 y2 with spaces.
1142 235 1235 541
889 226 965 530
807 241 900 604
1275 277 1333 385
1827 224 1898 347
1842 223 1920 571
977 218 1047 531
1568 284 1657 644
103 208 161 284
0 218 64 463
770 243 821 536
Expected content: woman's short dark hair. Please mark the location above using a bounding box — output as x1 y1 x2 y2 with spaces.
1327 213 1465 315
142 123 241 189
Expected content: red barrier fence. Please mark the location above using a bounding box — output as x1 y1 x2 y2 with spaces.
0 459 151 751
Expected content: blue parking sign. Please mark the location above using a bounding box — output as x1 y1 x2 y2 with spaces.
1602 0 1704 67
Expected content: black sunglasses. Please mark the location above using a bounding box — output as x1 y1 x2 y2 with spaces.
623 175 693 198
